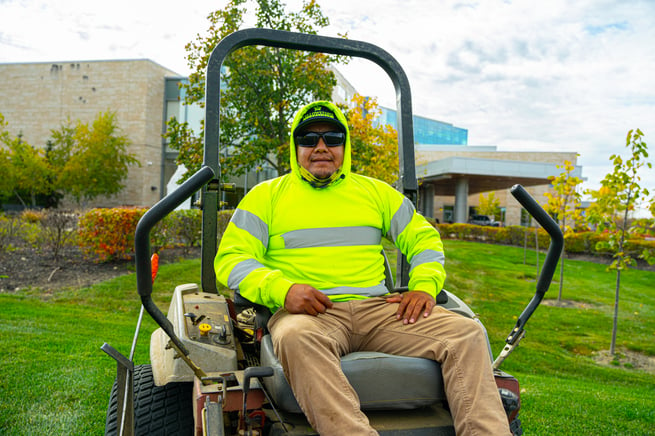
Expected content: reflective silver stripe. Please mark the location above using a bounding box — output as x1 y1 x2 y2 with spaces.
282 226 381 249
409 250 446 273
231 209 268 248
228 258 265 289
388 197 415 243
320 282 389 297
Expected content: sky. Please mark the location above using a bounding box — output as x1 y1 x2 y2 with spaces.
1 0 654 209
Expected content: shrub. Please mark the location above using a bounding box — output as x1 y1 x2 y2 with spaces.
78 207 146 262
564 231 588 254
0 213 20 254
149 214 171 254
218 209 234 241
433 223 617 259
165 209 202 254
0 213 42 255
37 210 79 261
504 226 532 246
19 209 45 224
76 207 214 262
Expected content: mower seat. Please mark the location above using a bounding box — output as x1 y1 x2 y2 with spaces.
259 333 446 414
234 288 480 414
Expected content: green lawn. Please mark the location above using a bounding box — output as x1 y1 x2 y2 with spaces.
1 240 654 435
442 241 655 435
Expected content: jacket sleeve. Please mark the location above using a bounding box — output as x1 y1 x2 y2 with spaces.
214 184 294 310
385 190 446 299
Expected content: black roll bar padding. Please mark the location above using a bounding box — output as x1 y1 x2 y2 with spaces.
135 165 216 356
505 184 564 345
201 28 418 291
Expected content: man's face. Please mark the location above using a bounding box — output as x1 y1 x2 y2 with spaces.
296 122 344 179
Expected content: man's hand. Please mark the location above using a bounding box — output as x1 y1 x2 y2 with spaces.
386 291 436 324
284 284 334 316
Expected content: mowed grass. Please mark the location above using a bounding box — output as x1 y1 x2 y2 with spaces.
0 256 202 435
1 240 654 435
443 241 655 435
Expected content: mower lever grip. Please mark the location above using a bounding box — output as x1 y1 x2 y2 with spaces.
243 366 274 395
510 184 564 296
135 165 215 298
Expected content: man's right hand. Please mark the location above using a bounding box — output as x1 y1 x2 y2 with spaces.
284 284 334 316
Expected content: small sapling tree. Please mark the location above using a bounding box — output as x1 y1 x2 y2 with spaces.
544 160 583 302
586 129 652 355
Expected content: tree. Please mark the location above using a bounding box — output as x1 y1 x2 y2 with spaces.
345 94 398 185
585 129 652 355
543 160 584 302
49 111 139 205
0 114 52 207
1 111 137 209
168 0 340 182
476 192 501 221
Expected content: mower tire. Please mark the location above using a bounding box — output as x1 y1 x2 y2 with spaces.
105 363 194 436
510 415 523 436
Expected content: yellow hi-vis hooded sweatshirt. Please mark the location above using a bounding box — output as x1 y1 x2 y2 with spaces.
215 101 446 312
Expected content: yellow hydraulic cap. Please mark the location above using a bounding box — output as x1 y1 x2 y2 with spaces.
198 323 212 336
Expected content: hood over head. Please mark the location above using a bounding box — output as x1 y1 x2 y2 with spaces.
289 101 351 188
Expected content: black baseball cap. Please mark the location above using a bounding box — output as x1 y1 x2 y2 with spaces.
293 104 347 136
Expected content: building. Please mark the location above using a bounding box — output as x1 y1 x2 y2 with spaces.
1 59 583 225
0 59 178 208
416 146 581 226
376 106 582 226
377 107 468 145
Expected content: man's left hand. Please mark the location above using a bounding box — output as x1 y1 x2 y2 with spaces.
385 291 436 324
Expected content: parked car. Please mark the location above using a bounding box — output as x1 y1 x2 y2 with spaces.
468 214 500 226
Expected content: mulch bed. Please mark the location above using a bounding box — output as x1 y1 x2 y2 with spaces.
0 246 199 293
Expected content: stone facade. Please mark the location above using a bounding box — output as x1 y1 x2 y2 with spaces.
416 149 577 167
0 60 180 208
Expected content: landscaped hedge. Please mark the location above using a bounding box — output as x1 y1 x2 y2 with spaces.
435 223 655 259
78 207 147 262
77 207 236 262
9 207 653 264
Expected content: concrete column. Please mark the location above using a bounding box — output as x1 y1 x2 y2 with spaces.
419 184 435 219
454 178 469 223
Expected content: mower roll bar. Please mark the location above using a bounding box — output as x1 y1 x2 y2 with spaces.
201 28 419 292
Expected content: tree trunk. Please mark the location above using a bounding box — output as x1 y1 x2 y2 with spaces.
610 268 621 355
13 190 27 208
558 246 565 302
535 228 540 277
523 225 528 265
557 216 566 302
611 201 631 356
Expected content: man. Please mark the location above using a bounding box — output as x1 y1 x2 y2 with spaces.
215 101 510 435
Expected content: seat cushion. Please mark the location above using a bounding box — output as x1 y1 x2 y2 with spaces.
260 334 445 414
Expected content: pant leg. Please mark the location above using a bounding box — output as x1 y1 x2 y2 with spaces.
268 305 378 436
351 297 511 436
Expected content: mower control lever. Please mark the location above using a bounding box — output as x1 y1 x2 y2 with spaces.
134 165 215 357
494 185 564 370
241 367 275 431
243 366 274 396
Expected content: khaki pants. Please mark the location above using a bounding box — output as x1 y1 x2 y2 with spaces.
268 296 511 436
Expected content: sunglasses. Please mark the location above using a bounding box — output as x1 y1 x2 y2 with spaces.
295 131 345 147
